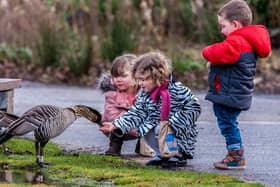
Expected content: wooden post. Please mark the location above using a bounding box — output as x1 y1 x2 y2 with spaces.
0 78 22 113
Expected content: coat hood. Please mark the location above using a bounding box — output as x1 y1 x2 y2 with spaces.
97 73 116 93
231 25 271 58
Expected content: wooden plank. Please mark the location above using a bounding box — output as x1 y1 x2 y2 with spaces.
0 78 22 112
0 78 22 91
7 90 14 113
0 91 7 110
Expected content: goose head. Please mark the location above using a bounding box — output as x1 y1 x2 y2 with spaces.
70 105 102 124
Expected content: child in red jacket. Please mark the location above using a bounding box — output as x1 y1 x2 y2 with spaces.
202 0 271 170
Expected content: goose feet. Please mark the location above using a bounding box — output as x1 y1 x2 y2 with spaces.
3 147 13 156
36 156 52 168
2 144 12 156
37 161 52 168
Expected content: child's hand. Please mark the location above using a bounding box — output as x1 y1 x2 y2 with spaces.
98 122 110 137
129 128 138 137
168 121 172 126
99 122 117 133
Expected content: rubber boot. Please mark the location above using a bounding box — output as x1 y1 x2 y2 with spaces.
134 138 140 154
105 131 124 156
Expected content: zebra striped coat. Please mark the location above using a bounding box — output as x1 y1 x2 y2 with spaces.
113 78 201 156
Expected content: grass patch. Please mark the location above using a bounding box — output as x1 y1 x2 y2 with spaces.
0 139 263 187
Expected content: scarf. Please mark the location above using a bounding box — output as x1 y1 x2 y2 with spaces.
150 81 170 120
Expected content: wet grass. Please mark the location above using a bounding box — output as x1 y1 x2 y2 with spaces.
0 138 264 187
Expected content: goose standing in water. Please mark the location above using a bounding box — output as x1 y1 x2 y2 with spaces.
0 105 101 167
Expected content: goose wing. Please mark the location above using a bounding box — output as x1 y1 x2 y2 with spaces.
0 111 19 128
5 105 62 136
0 115 37 144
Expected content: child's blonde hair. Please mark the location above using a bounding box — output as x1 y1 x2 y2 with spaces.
218 0 252 26
133 51 172 86
111 54 137 77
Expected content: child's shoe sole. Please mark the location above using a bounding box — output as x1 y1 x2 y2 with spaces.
145 159 164 166
214 161 246 170
162 160 187 168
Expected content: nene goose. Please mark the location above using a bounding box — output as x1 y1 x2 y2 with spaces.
0 105 101 167
0 111 19 154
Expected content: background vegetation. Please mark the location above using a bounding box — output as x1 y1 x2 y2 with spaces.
0 0 279 92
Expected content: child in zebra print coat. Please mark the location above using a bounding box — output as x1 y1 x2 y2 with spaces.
100 51 201 167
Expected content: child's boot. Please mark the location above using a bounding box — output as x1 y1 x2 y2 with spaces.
105 132 123 156
214 149 246 170
134 138 140 154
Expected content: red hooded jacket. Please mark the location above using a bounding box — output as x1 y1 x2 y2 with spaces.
202 25 271 110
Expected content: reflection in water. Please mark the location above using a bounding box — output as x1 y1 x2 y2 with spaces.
25 170 44 183
0 167 116 186
0 169 45 184
0 170 12 182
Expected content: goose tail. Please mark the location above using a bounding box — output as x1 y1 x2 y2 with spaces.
0 132 13 145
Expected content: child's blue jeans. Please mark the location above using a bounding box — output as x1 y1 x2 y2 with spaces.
213 103 242 151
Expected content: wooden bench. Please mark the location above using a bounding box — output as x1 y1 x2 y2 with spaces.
0 78 22 113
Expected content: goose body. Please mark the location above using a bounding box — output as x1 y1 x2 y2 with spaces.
0 105 101 167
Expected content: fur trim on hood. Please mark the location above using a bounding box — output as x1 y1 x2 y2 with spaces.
97 73 116 93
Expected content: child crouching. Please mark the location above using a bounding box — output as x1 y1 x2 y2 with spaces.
100 51 201 167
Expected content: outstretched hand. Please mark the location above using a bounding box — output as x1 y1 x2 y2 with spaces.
99 122 117 133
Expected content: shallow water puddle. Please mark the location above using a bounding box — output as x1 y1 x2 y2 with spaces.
0 167 115 187
0 169 48 185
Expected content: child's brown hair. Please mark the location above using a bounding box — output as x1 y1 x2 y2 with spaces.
133 51 172 86
111 54 137 77
218 0 252 26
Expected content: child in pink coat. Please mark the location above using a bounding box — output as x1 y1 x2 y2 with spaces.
99 54 140 156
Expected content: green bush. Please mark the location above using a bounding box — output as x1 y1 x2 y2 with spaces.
179 0 222 43
64 33 93 76
0 43 32 64
248 0 269 24
35 25 93 76
179 0 193 35
100 19 135 62
173 56 204 73
111 0 119 16
36 27 63 67
200 9 222 43
98 0 107 19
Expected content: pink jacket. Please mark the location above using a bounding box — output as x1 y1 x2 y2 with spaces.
102 90 136 122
